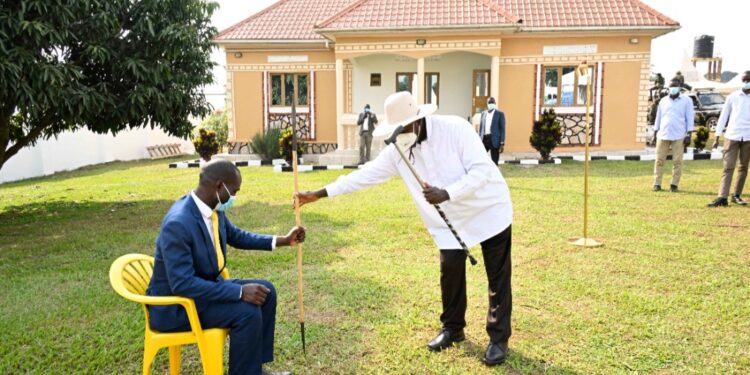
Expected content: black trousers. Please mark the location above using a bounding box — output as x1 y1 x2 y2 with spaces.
483 135 500 165
439 225 512 344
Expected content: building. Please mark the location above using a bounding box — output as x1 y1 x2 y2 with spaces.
215 0 678 162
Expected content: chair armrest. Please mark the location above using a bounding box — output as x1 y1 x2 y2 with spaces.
134 295 207 335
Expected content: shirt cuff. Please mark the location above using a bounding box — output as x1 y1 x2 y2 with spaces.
324 184 342 198
271 236 277 250
239 286 243 299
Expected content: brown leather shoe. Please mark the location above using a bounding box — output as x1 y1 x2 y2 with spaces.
427 328 465 352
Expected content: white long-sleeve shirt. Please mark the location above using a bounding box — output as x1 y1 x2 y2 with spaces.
716 90 750 141
325 115 513 249
654 94 694 141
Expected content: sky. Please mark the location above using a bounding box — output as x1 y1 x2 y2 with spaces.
205 0 750 108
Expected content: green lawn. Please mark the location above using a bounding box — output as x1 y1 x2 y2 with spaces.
1 158 749 374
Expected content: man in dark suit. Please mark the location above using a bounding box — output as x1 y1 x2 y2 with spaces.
478 97 506 165
147 159 305 375
357 104 379 164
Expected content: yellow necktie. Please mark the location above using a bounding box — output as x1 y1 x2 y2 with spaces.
210 212 224 271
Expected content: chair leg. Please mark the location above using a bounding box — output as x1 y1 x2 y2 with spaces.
198 333 227 375
169 346 181 375
142 343 158 375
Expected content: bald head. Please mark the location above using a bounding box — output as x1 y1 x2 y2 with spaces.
199 159 240 187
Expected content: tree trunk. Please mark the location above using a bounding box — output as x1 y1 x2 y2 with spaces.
0 108 12 171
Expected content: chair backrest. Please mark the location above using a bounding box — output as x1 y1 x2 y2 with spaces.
110 254 154 301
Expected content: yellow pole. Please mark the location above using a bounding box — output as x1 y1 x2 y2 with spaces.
571 61 602 248
291 101 306 353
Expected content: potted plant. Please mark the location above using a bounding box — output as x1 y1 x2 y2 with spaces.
278 128 305 163
250 128 281 162
529 109 563 160
193 128 220 162
693 126 710 153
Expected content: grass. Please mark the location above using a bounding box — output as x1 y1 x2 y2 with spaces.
1 157 749 374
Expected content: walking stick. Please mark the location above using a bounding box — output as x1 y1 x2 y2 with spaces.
384 126 478 266
291 100 306 353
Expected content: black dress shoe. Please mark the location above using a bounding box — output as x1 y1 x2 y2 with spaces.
707 197 729 207
670 184 678 193
262 370 291 375
652 185 662 192
427 328 465 352
731 194 748 205
484 341 508 366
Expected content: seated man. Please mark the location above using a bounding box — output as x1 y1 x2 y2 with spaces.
147 159 304 375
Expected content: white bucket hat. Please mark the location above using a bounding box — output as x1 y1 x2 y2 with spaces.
372 91 437 137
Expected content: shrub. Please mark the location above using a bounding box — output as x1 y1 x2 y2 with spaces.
249 128 281 161
193 128 220 162
195 111 229 149
529 109 563 160
278 128 306 162
694 126 710 151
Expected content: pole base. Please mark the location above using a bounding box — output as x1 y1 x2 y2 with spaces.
569 237 603 248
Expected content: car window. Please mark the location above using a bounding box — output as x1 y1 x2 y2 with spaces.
699 93 725 107
690 96 699 108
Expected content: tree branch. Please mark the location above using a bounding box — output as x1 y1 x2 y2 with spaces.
2 115 52 164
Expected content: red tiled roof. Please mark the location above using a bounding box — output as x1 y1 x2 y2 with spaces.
494 0 678 28
216 0 678 41
215 0 356 40
316 0 521 30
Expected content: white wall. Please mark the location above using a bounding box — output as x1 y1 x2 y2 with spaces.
0 128 194 183
352 52 491 120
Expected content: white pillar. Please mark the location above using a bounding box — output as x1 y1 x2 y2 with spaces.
491 56 500 101
336 58 345 148
417 57 425 105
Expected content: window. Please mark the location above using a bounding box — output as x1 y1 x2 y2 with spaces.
396 73 417 93
395 72 439 105
270 73 309 107
425 73 439 106
542 66 594 107
370 73 381 87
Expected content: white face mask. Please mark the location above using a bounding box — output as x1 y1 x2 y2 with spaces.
487 103 497 111
743 82 750 91
669 87 681 96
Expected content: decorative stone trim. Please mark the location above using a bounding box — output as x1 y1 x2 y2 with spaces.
305 143 338 154
500 52 649 65
227 72 235 139
635 59 652 144
227 63 336 72
559 151 723 162
335 40 501 54
273 159 561 172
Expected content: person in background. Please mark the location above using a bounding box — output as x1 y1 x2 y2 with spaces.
707 70 750 207
357 104 379 164
478 97 506 165
652 79 694 193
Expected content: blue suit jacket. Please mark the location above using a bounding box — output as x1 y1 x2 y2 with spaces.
479 110 506 149
146 194 274 331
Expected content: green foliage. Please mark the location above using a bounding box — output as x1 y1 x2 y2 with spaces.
192 128 219 162
278 128 305 162
694 126 710 151
249 128 281 161
529 108 563 160
0 0 219 170
195 111 228 148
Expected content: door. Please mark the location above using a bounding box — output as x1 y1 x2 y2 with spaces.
472 70 491 114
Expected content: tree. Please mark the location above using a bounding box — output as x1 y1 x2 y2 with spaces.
0 0 218 170
195 110 228 149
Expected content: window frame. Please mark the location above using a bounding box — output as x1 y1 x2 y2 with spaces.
541 66 595 108
269 73 310 108
395 72 440 105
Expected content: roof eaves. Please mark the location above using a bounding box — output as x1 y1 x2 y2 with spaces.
626 0 680 26
316 24 522 34
215 0 294 40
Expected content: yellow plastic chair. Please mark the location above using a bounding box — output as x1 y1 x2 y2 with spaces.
109 254 230 375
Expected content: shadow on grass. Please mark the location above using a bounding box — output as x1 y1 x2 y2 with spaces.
457 339 581 374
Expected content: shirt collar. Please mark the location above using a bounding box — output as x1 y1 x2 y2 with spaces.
191 191 214 219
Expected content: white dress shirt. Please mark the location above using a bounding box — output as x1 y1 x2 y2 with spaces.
363 115 370 131
325 115 513 249
655 94 694 141
716 90 750 141
482 110 495 136
190 191 276 250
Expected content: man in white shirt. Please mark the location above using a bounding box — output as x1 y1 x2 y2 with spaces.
357 104 379 164
652 79 694 193
708 71 750 207
478 97 506 165
296 92 514 366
